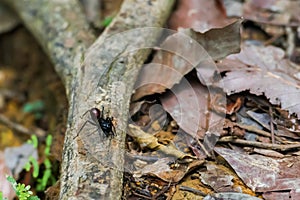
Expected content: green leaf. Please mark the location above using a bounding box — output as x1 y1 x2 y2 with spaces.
6 176 39 200
46 134 52 146
44 135 52 155
42 169 51 188
22 100 44 113
6 175 17 191
24 161 31 171
44 158 51 169
29 156 39 178
27 135 38 148
101 16 113 27
28 196 40 200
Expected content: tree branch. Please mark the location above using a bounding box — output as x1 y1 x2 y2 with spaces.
1 0 95 93
1 0 175 199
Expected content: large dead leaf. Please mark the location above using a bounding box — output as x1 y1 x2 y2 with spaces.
181 20 241 61
168 0 235 32
215 147 300 196
160 78 225 139
133 21 241 101
200 162 243 193
216 44 300 118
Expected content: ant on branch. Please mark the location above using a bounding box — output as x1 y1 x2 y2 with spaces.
78 106 116 137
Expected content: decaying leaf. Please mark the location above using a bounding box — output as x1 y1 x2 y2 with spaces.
215 147 300 196
168 0 235 32
200 162 237 193
216 44 300 118
133 20 241 101
203 192 262 200
4 143 38 177
0 152 15 200
181 20 242 61
127 124 193 159
134 157 204 182
160 78 225 139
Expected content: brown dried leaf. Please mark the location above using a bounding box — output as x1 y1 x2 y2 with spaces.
215 147 300 194
133 21 241 101
127 124 192 159
217 44 300 118
134 157 204 182
181 20 242 61
160 78 225 139
200 162 235 192
168 0 235 32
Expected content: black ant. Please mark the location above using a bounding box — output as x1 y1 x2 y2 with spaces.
78 106 116 137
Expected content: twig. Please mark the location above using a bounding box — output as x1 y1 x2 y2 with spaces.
219 136 300 151
131 191 152 200
263 33 284 46
151 182 171 200
179 186 206 196
234 122 286 143
269 107 275 144
197 138 212 158
0 113 46 137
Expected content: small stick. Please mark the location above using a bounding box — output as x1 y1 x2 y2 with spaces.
233 123 285 143
219 136 300 151
0 113 46 137
151 182 171 200
269 107 275 144
179 186 206 196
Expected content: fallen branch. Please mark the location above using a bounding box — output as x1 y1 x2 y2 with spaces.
1 0 175 199
0 113 46 137
219 136 300 151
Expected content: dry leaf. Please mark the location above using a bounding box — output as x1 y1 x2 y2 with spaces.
133 21 241 101
215 147 300 196
216 44 300 118
127 124 193 159
168 0 235 32
0 152 15 200
134 157 204 182
161 78 225 139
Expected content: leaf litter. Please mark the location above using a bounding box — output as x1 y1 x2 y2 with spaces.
216 44 300 118
32 0 300 199
125 0 300 197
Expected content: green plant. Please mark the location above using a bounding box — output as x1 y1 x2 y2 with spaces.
6 176 40 200
0 191 6 200
22 100 45 119
25 134 56 191
25 135 39 178
101 16 114 27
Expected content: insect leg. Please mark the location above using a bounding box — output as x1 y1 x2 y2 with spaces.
101 106 104 118
77 119 98 136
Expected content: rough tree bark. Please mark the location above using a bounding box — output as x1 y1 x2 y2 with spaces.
1 0 175 199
